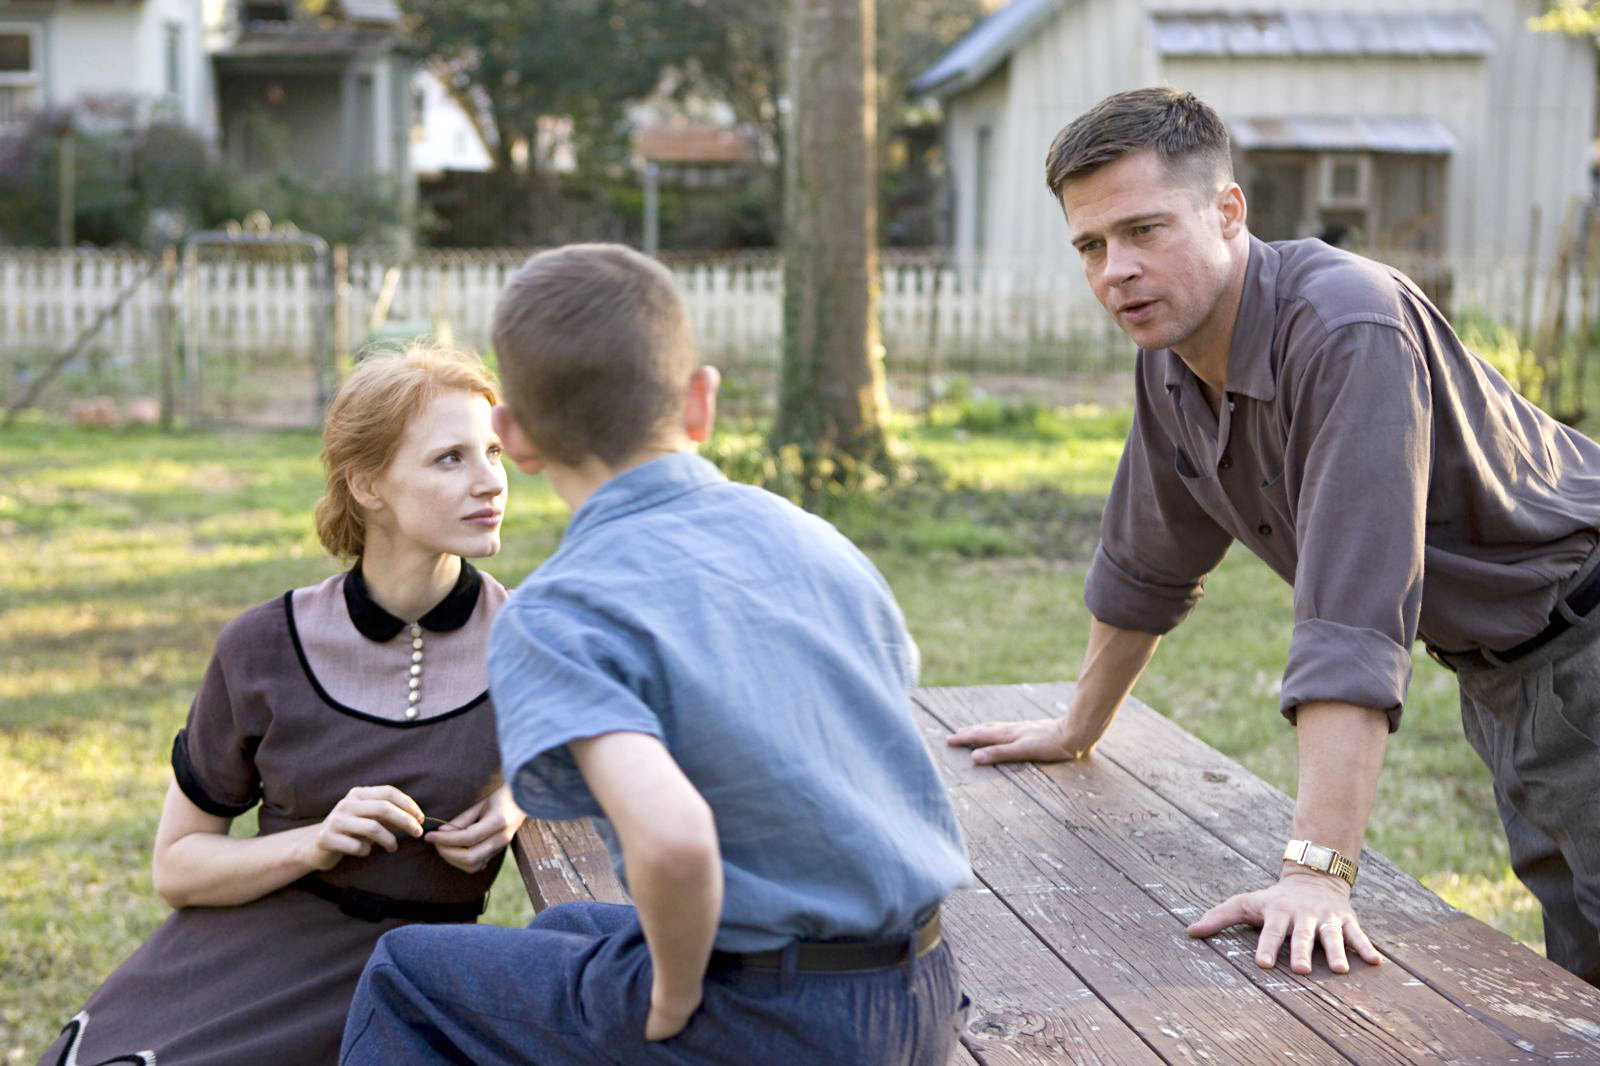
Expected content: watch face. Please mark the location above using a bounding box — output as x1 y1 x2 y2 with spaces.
1304 844 1334 870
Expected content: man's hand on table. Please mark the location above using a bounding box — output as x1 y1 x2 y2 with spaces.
1187 867 1383 975
947 715 1103 764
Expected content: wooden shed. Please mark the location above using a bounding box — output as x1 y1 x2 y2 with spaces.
913 0 1595 290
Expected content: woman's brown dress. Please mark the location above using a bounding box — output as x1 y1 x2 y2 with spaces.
38 562 509 1066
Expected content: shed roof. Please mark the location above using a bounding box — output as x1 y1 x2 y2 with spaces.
908 0 1064 98
1154 11 1493 58
1230 115 1458 154
912 3 1496 101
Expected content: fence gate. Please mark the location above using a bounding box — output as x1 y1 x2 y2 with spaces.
180 220 334 427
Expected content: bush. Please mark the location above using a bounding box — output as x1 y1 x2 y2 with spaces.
0 106 412 249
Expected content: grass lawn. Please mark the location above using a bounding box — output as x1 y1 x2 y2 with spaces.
0 408 1537 1061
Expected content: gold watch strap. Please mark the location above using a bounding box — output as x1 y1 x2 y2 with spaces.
1283 839 1359 886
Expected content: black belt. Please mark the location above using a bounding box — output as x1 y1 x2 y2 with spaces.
292 874 487 924
709 910 942 974
1427 559 1600 671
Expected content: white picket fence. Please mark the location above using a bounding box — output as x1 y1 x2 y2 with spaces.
0 245 1588 424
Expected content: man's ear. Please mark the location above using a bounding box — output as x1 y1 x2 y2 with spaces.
684 366 720 443
492 404 545 475
1217 181 1247 239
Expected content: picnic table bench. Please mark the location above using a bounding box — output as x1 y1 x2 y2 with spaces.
512 683 1600 1064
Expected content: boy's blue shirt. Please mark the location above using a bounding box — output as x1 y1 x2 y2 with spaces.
489 451 971 952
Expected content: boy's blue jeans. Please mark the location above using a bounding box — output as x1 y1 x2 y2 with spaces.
339 901 968 1065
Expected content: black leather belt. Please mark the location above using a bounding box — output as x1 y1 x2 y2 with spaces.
709 910 942 974
292 874 487 924
1427 559 1600 671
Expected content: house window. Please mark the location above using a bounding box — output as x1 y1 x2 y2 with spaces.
0 23 40 128
164 22 183 100
243 2 290 22
1319 154 1370 207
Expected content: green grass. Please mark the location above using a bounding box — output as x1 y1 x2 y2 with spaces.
0 412 1538 1060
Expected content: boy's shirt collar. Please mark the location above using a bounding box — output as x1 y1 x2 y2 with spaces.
562 451 726 543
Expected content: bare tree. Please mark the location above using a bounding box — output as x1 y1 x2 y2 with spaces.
775 0 888 467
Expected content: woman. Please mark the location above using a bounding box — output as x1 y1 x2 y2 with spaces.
39 347 525 1066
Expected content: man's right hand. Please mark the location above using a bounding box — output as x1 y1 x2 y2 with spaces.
947 717 1096 765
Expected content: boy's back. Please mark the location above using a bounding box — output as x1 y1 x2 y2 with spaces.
338 243 972 1066
493 452 970 950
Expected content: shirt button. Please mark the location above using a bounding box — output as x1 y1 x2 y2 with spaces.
1257 522 1272 536
1219 455 1232 470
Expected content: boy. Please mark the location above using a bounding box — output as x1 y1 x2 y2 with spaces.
339 243 971 1065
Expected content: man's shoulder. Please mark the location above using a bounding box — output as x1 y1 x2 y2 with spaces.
1271 239 1408 324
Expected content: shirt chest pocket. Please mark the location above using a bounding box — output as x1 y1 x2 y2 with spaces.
1172 446 1236 528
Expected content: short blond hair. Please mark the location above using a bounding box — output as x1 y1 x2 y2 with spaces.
315 344 500 559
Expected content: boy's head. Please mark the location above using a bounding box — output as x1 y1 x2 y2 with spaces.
491 243 700 469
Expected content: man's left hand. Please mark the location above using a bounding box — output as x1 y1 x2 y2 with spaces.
1186 868 1383 974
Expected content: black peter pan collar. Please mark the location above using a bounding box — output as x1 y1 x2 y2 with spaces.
343 560 483 642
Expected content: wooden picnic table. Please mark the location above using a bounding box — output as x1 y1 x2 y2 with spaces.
512 683 1600 1064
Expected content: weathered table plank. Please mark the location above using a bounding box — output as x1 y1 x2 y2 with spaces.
508 684 1600 1064
914 706 1349 1064
970 681 1600 1061
917 686 1559 1065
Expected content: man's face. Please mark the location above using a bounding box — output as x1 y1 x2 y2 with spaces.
1060 150 1238 354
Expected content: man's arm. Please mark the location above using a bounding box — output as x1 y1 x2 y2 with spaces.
569 730 723 1041
1187 700 1387 973
948 616 1160 762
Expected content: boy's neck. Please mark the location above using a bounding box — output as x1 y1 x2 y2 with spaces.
547 440 694 513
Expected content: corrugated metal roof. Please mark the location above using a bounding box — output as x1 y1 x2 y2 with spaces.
909 0 1066 98
1230 115 1458 154
1154 11 1493 58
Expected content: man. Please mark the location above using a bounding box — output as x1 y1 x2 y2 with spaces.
950 87 1600 985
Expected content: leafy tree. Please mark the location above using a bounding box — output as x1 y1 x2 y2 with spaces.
399 0 713 242
1530 0 1600 36
689 0 984 239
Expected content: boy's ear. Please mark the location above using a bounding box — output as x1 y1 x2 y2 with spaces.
492 404 545 475
684 366 720 443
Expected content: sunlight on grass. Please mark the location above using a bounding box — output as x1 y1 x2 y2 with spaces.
1426 870 1545 951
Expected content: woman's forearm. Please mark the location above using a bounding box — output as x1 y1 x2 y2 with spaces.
154 823 324 908
151 780 324 908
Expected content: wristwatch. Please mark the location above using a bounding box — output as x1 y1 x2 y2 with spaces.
1283 839 1359 886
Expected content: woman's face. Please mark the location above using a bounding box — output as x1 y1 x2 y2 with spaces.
364 389 508 559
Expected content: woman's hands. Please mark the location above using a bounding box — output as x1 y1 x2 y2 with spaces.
305 785 426 870
424 785 526 874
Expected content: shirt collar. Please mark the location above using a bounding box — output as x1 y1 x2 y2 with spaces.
1161 235 1280 403
563 451 726 543
343 558 483 642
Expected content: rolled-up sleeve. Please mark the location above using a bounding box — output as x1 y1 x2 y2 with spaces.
1085 361 1233 633
1278 320 1428 730
489 595 664 821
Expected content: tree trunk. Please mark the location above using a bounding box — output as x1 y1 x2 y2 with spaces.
774 0 888 467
